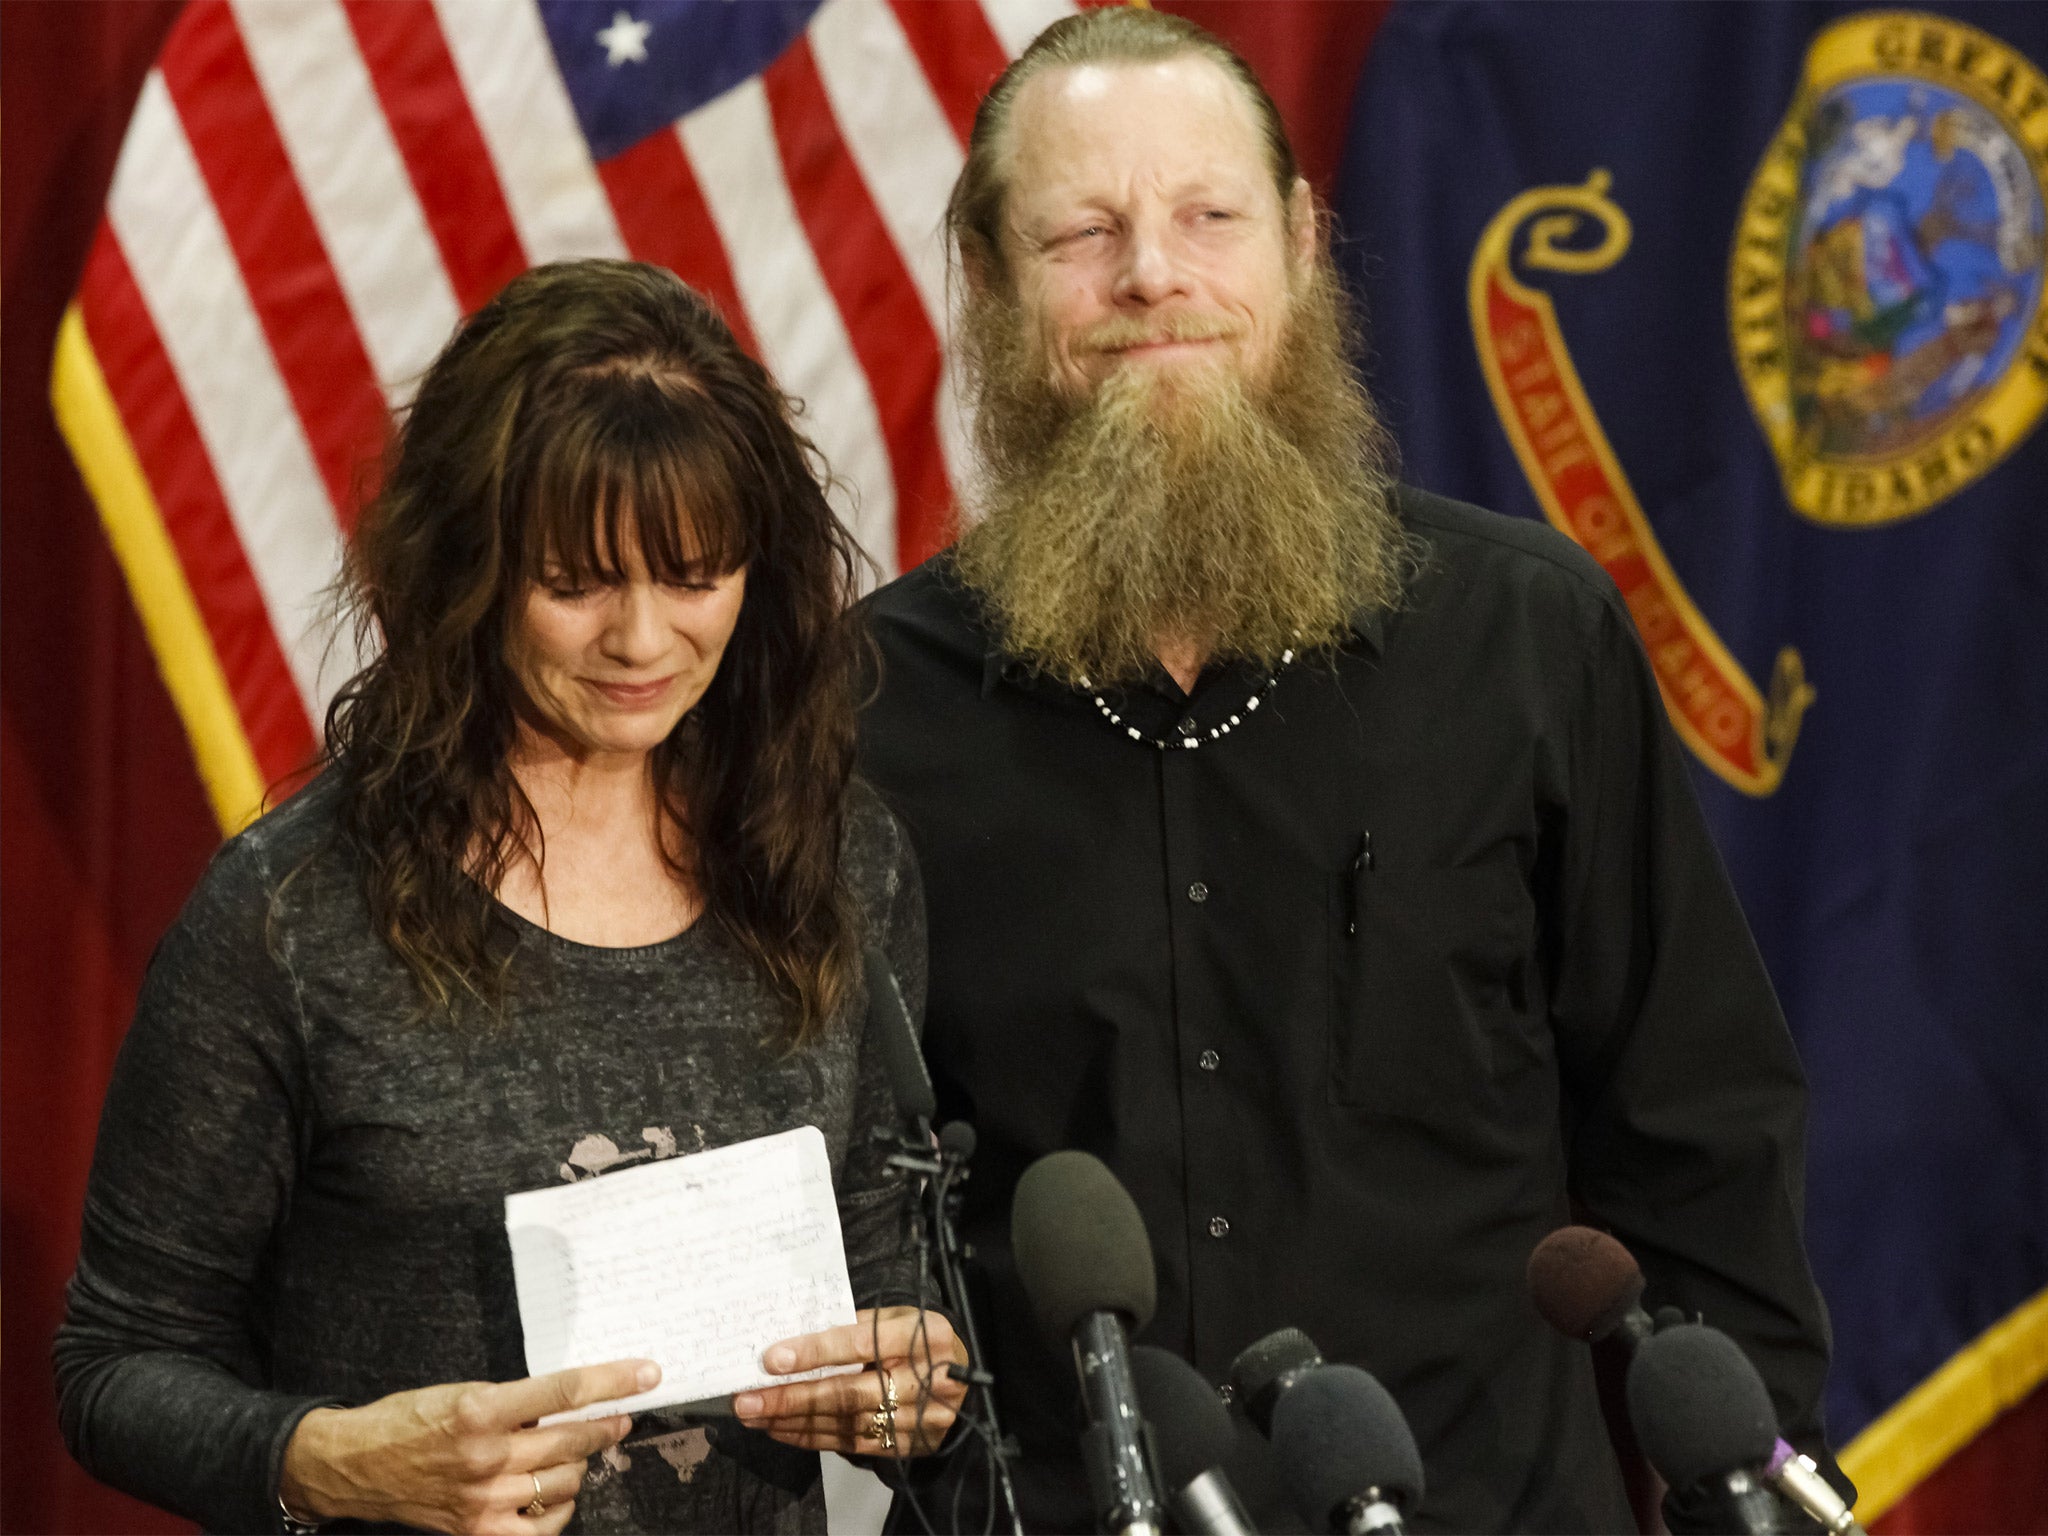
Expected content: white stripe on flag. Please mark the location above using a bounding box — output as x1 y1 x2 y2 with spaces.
231 0 460 404
808 0 958 328
108 72 362 715
681 80 899 581
806 0 974 501
431 0 628 264
978 0 1080 62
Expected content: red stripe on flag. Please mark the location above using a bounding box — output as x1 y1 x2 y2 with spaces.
158 1 386 531
596 132 761 359
343 0 527 314
763 40 954 570
888 0 1010 148
80 231 319 785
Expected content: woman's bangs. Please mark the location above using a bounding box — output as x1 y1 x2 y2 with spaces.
521 377 754 587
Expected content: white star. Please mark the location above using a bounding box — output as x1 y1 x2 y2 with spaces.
596 10 651 67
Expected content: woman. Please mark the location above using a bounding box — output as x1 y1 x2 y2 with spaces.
56 260 965 1534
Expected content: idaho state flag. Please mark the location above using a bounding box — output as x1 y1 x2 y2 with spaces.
1337 2 2048 1522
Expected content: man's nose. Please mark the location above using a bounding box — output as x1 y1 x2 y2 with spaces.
1113 214 1188 307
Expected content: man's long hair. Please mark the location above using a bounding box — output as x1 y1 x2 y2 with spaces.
324 260 866 1045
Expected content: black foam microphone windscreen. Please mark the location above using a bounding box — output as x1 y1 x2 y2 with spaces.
1230 1326 1324 1437
1271 1364 1425 1532
938 1120 977 1160
862 941 934 1125
1625 1325 1779 1491
1130 1346 1235 1493
1010 1150 1157 1343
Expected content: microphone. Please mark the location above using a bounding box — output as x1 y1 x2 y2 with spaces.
1531 1228 1862 1535
1229 1327 1325 1438
860 948 1022 1534
861 941 934 1130
1765 1440 1863 1536
1526 1225 1655 1350
1129 1346 1256 1536
1269 1364 1423 1536
1632 1324 1867 1536
1012 1151 1164 1536
1627 1324 1786 1536
938 1119 977 1162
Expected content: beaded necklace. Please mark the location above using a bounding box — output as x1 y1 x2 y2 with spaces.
1078 648 1295 751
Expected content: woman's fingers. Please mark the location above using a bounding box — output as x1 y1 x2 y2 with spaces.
739 1311 970 1458
491 1457 588 1518
739 1357 965 1458
740 1366 879 1419
763 1307 963 1378
277 1373 643 1533
750 1401 959 1456
486 1359 658 1430
737 1357 965 1422
748 1405 960 1439
759 1318 877 1375
523 1494 578 1536
506 1413 635 1473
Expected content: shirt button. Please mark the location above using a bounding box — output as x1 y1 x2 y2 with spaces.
1198 1049 1221 1072
1187 881 1209 903
1178 716 1199 736
1218 1382 1236 1406
1208 1215 1230 1239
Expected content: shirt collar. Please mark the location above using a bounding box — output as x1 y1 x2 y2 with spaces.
1348 602 1386 656
980 648 1011 699
979 604 1385 697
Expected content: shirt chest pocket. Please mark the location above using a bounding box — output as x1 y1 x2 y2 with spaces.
1325 861 1538 1120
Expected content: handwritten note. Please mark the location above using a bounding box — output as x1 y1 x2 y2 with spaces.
505 1124 858 1423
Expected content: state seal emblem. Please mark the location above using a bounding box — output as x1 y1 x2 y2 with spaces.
1732 12 2048 526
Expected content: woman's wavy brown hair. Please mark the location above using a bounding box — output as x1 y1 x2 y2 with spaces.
325 259 867 1046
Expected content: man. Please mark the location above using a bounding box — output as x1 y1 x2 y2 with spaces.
858 10 1848 1531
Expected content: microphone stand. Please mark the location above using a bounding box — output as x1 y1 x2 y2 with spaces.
881 1120 1024 1536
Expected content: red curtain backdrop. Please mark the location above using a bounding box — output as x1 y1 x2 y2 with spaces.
1 5 2038 1534
2 4 205 1532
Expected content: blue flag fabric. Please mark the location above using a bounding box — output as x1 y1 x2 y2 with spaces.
540 0 822 156
1335 0 2047 1478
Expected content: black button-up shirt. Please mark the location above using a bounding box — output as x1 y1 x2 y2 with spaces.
858 487 1839 1533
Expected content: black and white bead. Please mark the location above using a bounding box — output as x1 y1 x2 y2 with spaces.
1079 648 1294 751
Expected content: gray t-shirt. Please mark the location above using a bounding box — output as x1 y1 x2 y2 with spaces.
56 774 928 1534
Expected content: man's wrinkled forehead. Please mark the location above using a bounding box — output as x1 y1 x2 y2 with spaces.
995 56 1280 240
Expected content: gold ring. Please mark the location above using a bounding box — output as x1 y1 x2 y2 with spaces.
869 1368 900 1450
524 1472 547 1518
868 1403 897 1451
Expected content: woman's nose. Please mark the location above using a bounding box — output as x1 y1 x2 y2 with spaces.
601 583 668 663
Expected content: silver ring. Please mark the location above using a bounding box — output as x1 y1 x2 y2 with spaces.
523 1472 547 1518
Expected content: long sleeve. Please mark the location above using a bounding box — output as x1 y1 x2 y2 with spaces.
55 835 335 1535
1550 598 1850 1502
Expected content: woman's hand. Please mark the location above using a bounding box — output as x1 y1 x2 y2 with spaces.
733 1307 969 1456
278 1358 657 1535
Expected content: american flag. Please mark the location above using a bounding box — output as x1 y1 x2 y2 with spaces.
53 0 1077 832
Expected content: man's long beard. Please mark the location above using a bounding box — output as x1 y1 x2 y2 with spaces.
952 261 1410 688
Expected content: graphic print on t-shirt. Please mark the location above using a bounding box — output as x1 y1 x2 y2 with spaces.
557 1123 706 1182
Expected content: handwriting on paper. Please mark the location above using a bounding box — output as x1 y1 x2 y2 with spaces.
505 1124 858 1422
